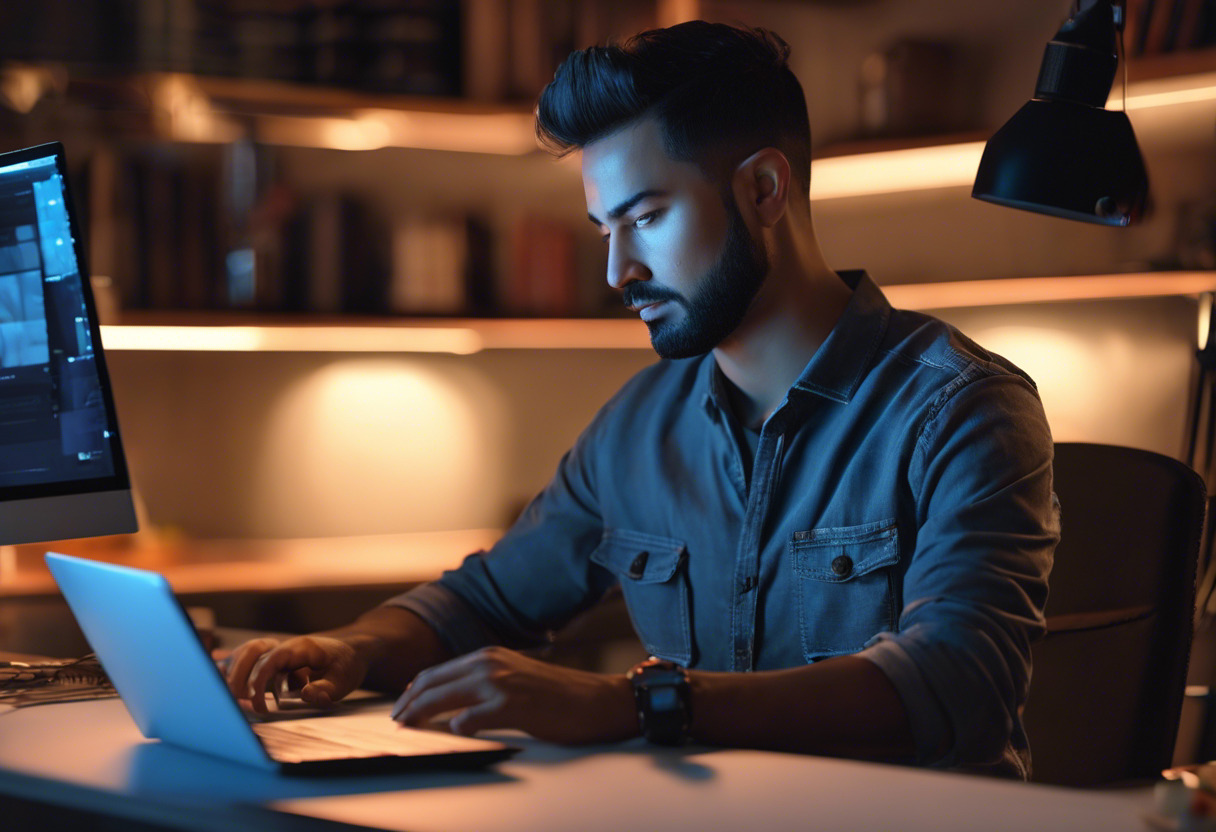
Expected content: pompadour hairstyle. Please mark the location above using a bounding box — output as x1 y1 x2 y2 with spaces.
535 21 812 193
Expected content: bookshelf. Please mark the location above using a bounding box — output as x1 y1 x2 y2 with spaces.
7 3 1216 327
2 0 671 322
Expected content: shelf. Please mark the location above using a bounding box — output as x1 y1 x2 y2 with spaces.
65 71 540 154
185 74 530 118
881 271 1216 310
97 272 1216 353
187 73 539 155
0 528 501 598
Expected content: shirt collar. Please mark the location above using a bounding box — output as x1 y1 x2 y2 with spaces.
790 270 891 404
697 269 892 414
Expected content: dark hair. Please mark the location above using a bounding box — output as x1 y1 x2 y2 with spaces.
536 21 811 194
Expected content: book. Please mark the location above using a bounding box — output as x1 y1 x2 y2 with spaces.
390 214 469 314
506 214 576 316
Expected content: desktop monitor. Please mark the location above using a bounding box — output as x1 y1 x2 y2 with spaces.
0 142 137 545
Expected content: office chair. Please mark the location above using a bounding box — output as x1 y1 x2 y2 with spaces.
1023 442 1206 787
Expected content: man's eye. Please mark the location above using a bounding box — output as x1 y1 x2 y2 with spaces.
634 211 659 228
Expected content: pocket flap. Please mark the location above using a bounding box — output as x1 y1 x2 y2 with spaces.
591 529 686 584
791 520 899 583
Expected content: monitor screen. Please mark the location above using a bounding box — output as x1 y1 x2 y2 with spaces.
0 142 136 545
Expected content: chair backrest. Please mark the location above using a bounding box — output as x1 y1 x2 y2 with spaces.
1024 442 1206 786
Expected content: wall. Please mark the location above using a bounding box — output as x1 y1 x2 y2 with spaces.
106 346 657 538
939 297 1196 458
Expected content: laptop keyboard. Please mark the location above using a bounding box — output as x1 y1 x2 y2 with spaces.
251 712 492 763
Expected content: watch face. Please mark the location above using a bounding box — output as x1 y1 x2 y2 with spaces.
631 660 690 745
650 686 680 711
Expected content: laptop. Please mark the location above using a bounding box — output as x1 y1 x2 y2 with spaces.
45 552 517 774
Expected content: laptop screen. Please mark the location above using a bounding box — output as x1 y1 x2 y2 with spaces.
0 143 130 500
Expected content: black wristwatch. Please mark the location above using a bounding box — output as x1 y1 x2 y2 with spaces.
627 657 691 746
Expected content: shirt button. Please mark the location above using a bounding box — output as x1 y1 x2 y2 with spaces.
831 555 853 578
628 551 649 579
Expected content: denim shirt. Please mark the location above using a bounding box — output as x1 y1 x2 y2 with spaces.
390 271 1058 778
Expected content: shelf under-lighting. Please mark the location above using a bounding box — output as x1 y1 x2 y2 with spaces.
143 73 540 155
98 324 489 354
99 317 658 353
810 141 987 200
99 272 1216 353
882 271 1216 310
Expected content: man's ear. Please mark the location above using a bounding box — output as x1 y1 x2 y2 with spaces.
732 148 791 228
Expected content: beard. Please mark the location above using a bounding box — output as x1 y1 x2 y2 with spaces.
621 201 769 360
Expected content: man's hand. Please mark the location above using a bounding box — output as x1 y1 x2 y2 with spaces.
222 635 368 714
391 646 639 744
219 606 453 713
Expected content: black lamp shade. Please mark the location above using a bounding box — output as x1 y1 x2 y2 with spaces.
972 98 1148 226
972 1 1150 227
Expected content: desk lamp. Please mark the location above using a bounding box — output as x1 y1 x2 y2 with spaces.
972 0 1148 226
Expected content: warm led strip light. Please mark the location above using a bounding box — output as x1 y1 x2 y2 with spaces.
254 109 539 155
810 142 987 200
883 271 1216 310
99 325 485 354
99 272 1215 352
1120 70 1216 111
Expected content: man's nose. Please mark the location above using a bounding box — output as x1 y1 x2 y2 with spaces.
606 239 650 290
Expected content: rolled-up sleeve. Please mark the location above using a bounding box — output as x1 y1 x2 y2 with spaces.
859 369 1058 775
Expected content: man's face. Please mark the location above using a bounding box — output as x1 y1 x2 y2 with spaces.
583 118 769 359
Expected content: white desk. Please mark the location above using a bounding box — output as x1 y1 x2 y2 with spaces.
0 697 1156 832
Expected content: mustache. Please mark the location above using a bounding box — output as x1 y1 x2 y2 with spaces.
622 283 684 309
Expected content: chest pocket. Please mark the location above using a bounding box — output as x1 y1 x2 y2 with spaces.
790 519 900 662
590 529 691 665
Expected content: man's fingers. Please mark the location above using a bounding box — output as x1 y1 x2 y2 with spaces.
393 676 495 727
448 700 511 737
223 638 280 700
396 651 496 715
219 635 364 715
248 648 307 712
300 676 338 707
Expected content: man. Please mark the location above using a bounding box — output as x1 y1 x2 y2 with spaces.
225 21 1057 778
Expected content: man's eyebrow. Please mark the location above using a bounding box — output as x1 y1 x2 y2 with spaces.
588 189 667 225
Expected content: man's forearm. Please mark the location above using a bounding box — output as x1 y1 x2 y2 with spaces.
686 655 924 762
321 605 453 694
